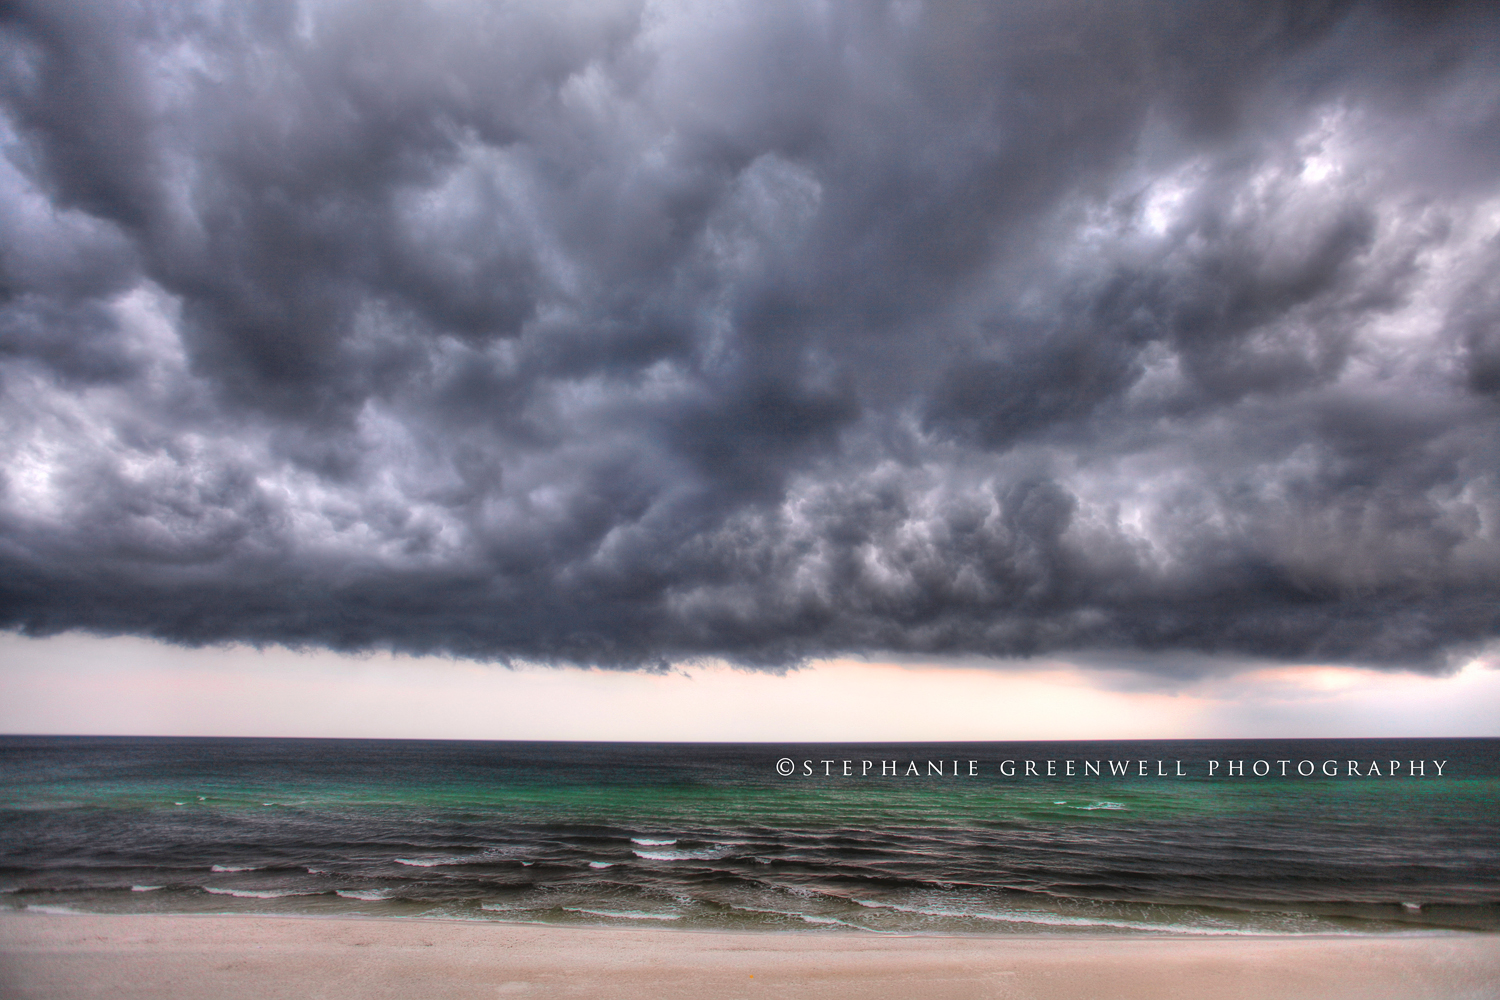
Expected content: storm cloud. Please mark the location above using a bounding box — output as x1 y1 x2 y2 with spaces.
2 0 1498 672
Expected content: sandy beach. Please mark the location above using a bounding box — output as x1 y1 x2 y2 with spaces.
0 913 1495 1000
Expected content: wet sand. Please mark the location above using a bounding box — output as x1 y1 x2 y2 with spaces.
2 912 1497 999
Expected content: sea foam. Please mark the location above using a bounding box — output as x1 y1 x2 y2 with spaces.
852 899 1277 935
564 907 680 921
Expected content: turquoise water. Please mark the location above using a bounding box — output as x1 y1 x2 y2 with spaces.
2 737 1496 935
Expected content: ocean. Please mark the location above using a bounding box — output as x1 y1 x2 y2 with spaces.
1 736 1495 936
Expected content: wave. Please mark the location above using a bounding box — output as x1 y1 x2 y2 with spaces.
969 911 1285 935
851 899 1284 935
203 887 313 899
210 864 261 873
130 885 164 892
1075 802 1127 811
726 903 804 918
798 914 882 931
630 838 677 846
336 889 393 901
410 851 528 867
782 884 829 899
564 907 681 921
632 847 727 861
587 861 615 869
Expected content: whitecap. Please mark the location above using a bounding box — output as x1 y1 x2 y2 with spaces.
632 847 725 861
587 861 615 869
630 838 677 846
203 887 305 899
1076 801 1127 811
394 858 455 868
25 905 86 915
210 864 260 873
130 885 164 892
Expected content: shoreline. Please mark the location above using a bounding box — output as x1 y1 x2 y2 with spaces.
4 912 1498 1000
3 904 1492 938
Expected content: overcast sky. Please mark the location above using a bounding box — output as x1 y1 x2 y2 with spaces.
2 0 1499 735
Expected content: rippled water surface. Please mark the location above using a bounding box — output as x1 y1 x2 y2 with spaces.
2 736 1496 935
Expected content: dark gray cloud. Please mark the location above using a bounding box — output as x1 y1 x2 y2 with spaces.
2 0 1498 673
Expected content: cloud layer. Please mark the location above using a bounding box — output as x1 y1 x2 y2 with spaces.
2 0 1498 672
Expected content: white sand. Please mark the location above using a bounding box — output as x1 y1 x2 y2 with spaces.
2 912 1497 999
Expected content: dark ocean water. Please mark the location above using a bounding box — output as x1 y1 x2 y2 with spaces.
1 736 1496 936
